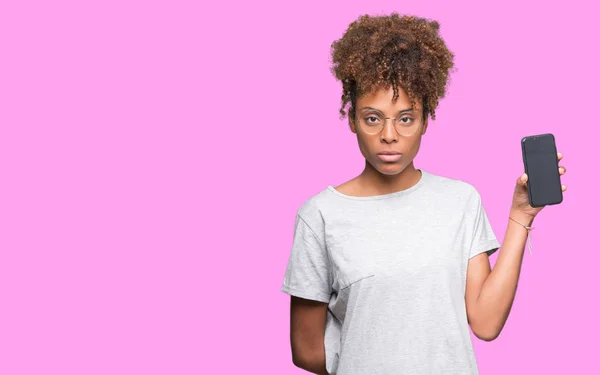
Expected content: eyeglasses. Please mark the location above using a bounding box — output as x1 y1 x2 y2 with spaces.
356 111 423 137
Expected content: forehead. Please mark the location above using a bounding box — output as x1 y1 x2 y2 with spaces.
356 86 421 112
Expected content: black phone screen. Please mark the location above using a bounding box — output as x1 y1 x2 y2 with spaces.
521 134 563 207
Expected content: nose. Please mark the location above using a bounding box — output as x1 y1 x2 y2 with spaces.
381 118 397 143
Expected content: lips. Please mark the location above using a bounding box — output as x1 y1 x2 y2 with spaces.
377 152 402 162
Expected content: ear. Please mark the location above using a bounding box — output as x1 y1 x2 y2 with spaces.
421 116 429 135
348 107 357 134
420 101 429 135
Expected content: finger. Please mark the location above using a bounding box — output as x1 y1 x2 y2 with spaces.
557 152 563 161
562 184 567 192
518 173 528 185
559 166 566 175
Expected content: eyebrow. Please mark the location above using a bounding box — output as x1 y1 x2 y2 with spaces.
358 106 415 114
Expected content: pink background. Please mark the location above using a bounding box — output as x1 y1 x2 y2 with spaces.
1 0 598 374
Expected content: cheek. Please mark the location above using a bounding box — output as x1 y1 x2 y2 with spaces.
356 135 374 159
408 136 423 155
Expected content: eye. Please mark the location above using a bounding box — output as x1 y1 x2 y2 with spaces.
398 117 413 124
364 116 380 124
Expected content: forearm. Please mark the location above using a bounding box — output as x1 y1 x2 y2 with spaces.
293 350 328 375
474 209 533 337
296 359 328 375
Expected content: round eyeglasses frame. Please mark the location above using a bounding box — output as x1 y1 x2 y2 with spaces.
355 113 423 137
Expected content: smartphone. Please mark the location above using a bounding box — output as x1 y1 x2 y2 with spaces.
521 133 563 207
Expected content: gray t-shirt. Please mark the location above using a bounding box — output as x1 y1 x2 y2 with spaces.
280 169 500 375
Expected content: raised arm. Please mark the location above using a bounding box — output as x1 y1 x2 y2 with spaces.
465 153 567 341
465 213 531 341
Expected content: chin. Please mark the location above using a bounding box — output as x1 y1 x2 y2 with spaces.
375 162 407 176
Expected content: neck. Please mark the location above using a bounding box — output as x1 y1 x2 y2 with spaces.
358 161 422 195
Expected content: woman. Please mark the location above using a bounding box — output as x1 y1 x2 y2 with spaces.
280 13 567 375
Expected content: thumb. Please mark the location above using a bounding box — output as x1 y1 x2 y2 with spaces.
518 173 528 186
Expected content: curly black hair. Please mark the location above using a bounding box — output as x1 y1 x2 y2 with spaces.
330 13 455 122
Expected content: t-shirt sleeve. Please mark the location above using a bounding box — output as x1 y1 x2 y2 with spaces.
468 188 501 259
280 212 333 303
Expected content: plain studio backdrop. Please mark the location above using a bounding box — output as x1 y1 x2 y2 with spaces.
0 0 598 374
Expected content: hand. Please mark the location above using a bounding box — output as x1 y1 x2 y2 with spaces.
511 152 567 222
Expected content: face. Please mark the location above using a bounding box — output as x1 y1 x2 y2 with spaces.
349 86 428 176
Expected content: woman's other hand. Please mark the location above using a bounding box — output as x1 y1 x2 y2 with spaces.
510 152 567 221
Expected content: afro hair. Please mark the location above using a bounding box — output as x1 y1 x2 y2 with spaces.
330 13 456 122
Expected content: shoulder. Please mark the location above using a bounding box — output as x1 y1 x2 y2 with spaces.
423 171 489 223
295 187 332 232
423 170 480 200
